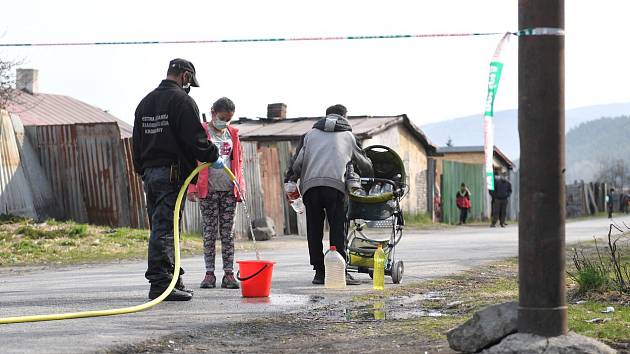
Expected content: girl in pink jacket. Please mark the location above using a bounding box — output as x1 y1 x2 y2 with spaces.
188 97 245 289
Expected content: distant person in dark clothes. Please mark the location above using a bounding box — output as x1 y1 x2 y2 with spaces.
456 183 471 225
607 188 615 218
287 104 373 286
490 170 512 228
619 192 628 214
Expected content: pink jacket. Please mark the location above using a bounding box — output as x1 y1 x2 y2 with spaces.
187 123 246 202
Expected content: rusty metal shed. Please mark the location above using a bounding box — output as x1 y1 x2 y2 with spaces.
23 122 134 227
8 91 133 138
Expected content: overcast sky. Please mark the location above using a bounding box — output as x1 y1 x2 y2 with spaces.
1 1 629 127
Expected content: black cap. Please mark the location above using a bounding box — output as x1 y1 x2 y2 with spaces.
169 58 199 87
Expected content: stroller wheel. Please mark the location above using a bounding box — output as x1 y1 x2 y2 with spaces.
391 261 404 284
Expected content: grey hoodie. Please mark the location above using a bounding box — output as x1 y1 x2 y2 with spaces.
292 114 373 195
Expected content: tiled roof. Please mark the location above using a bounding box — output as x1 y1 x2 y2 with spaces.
8 92 132 138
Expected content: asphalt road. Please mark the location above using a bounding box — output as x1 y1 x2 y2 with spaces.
1 215 628 353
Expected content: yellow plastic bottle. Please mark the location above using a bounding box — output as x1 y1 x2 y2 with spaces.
373 244 385 290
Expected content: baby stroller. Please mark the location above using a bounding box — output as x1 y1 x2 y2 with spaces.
346 145 407 284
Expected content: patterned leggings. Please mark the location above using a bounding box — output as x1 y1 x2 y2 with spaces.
200 191 237 272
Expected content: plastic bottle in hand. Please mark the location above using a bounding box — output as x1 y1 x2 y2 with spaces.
324 246 346 289
373 244 386 290
290 197 305 214
284 182 305 214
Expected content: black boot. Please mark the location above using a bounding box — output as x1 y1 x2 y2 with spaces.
176 277 194 295
148 286 193 301
312 269 325 285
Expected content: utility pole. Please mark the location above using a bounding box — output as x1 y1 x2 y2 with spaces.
518 0 567 336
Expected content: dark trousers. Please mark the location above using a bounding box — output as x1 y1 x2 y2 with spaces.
303 186 347 271
492 198 508 226
607 204 613 218
459 208 469 224
142 166 185 289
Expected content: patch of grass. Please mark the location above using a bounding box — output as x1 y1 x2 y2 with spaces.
569 301 630 343
44 218 62 226
0 214 29 225
404 212 449 229
68 224 88 238
16 225 63 239
0 220 204 266
570 264 610 294
11 239 44 254
569 230 630 294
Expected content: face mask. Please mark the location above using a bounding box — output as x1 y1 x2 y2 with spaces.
213 119 229 130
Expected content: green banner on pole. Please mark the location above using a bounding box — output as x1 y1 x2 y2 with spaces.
483 33 511 191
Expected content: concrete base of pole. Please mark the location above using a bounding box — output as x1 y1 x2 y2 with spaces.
482 332 616 354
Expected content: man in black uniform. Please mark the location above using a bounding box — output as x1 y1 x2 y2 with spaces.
133 58 221 301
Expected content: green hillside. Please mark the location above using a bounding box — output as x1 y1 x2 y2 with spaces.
565 116 630 183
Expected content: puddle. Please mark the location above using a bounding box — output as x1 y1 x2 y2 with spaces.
319 301 445 322
240 293 317 306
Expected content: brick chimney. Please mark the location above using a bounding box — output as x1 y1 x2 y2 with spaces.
16 69 39 94
267 103 287 120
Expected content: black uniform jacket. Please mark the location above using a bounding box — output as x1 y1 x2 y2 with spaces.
133 80 218 180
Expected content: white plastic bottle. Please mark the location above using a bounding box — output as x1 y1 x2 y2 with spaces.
290 197 305 214
284 182 305 214
369 183 382 195
324 246 346 289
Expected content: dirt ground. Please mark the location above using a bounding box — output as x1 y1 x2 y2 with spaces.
104 309 455 354
101 256 630 354
102 263 521 354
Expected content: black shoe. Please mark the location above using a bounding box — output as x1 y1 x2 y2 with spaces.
312 269 325 285
200 272 216 289
346 272 361 286
176 278 194 295
148 287 193 301
490 224 496 228
221 272 240 289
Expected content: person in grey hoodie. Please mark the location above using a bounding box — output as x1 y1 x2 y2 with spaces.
289 104 373 285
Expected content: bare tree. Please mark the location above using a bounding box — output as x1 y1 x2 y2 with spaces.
0 57 23 110
596 158 628 190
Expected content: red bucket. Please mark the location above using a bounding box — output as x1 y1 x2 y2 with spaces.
236 260 275 297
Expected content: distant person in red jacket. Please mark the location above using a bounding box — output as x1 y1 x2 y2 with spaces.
188 97 245 290
456 183 471 225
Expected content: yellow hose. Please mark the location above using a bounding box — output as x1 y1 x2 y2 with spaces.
0 163 232 325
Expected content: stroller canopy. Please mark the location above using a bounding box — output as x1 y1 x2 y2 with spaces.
364 145 406 184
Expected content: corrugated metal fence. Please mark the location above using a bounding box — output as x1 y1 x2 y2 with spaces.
25 122 134 227
0 110 38 218
121 138 148 229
